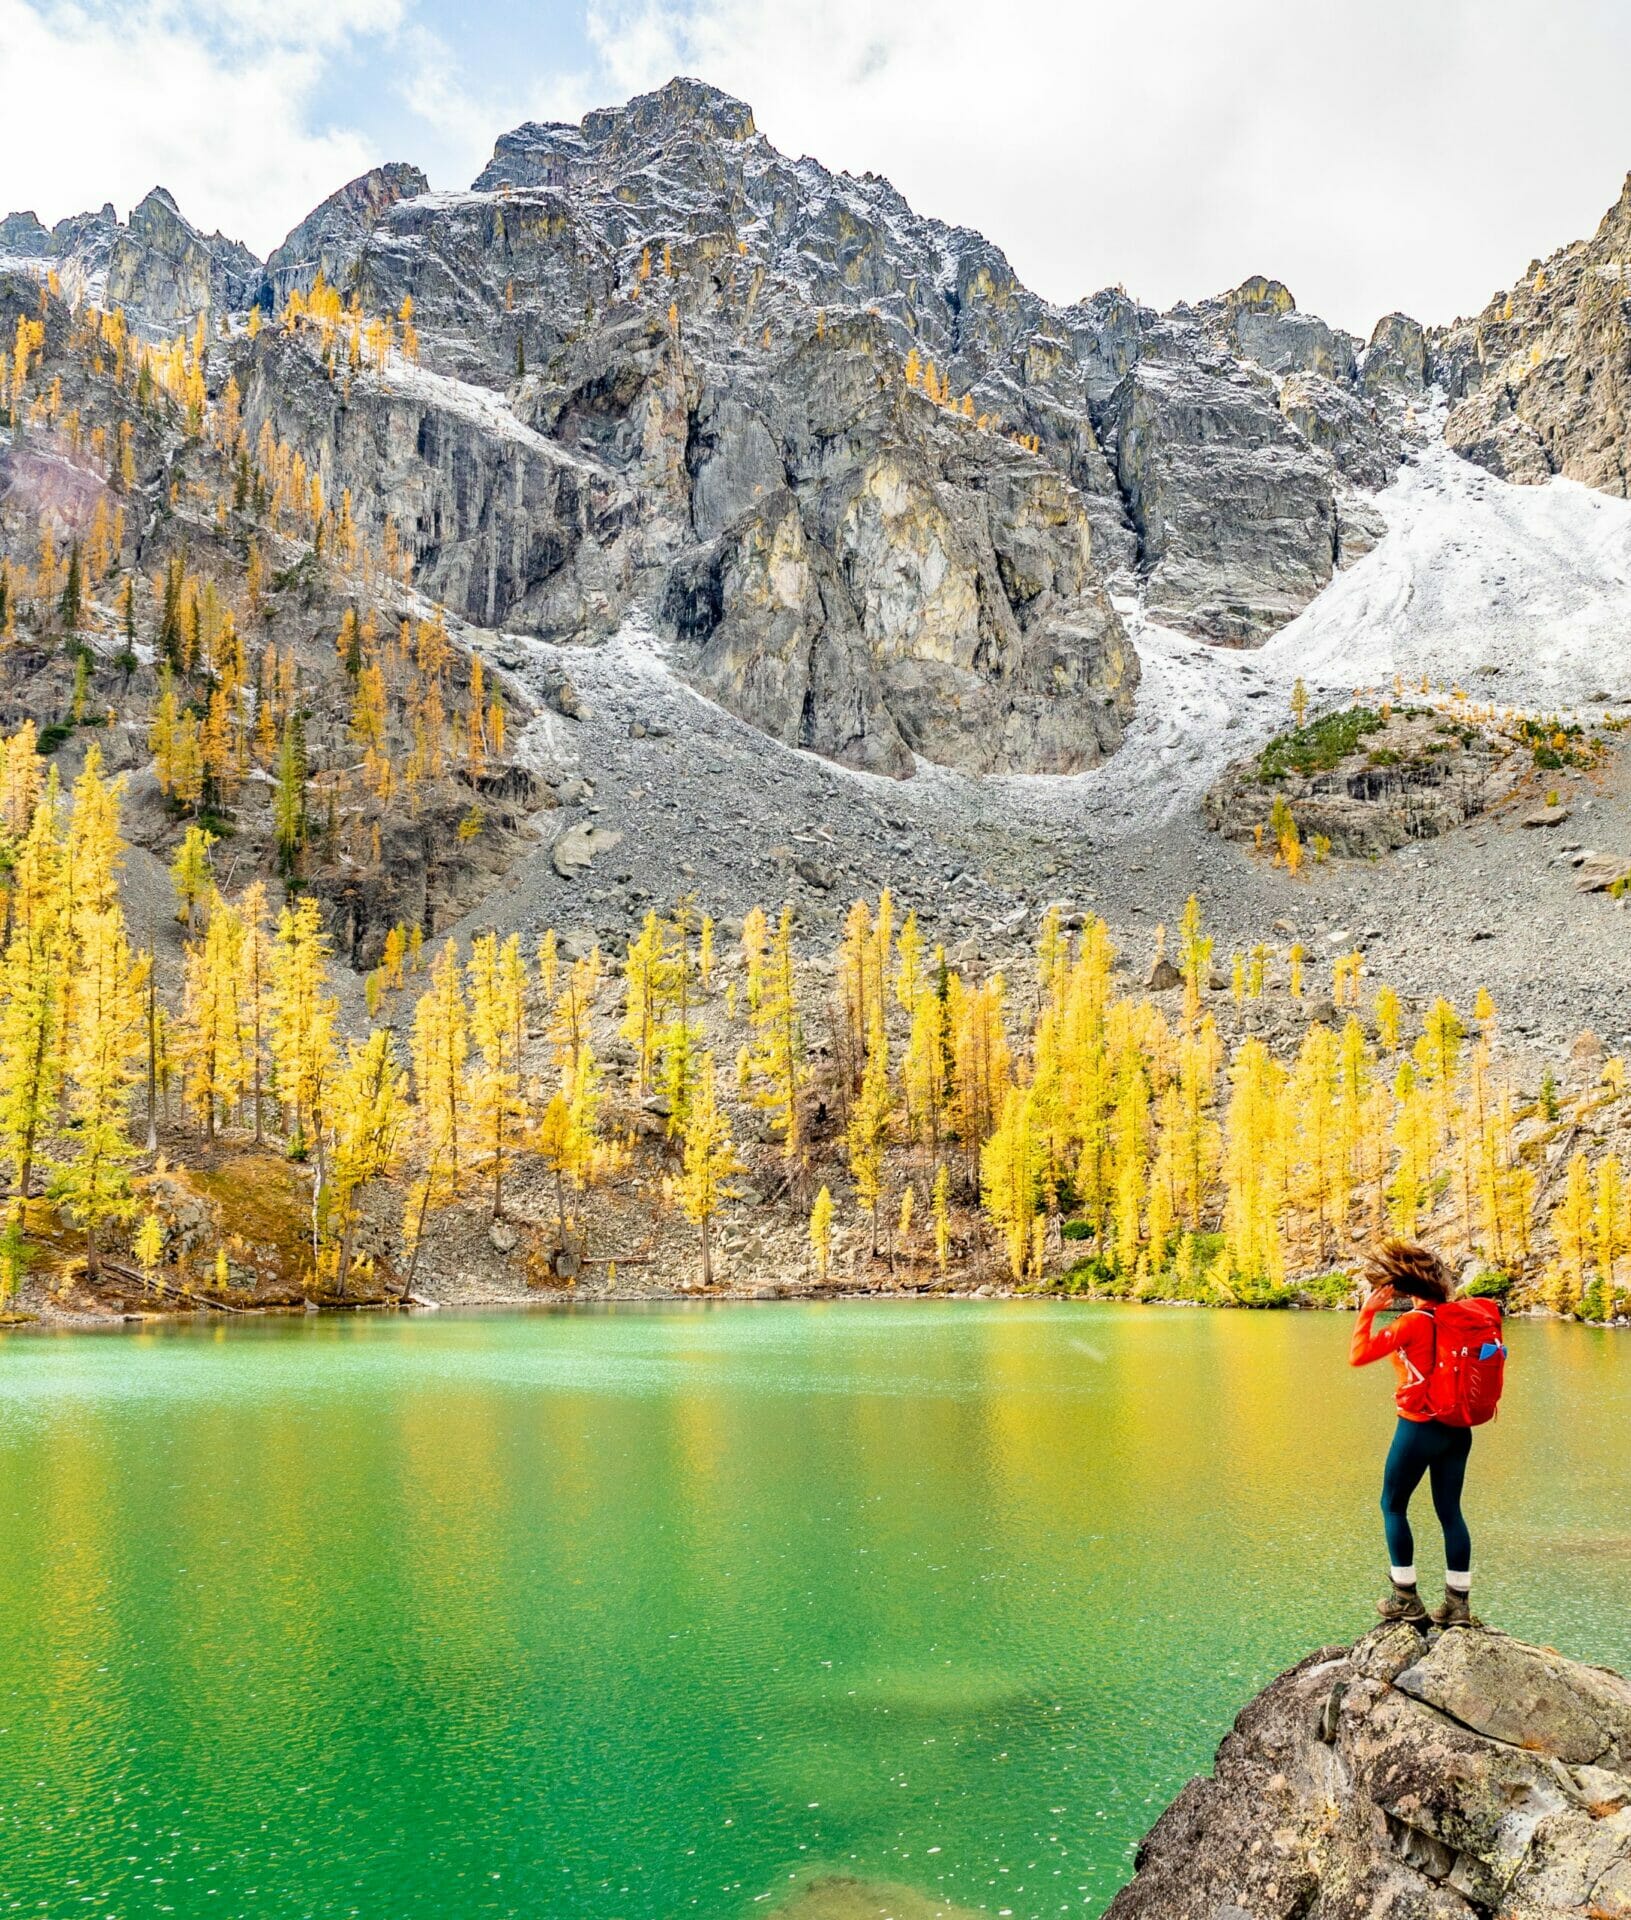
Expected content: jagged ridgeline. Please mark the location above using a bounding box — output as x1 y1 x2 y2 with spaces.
1 76 1446 815
1 76 1623 820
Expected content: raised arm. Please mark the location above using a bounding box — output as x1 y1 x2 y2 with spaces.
1350 1288 1415 1367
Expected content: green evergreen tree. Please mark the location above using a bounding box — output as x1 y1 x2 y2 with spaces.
58 542 82 633
273 714 308 883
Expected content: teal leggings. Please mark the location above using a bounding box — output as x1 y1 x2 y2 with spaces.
1381 1417 1472 1574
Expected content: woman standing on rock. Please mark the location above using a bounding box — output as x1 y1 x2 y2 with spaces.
1349 1240 1506 1630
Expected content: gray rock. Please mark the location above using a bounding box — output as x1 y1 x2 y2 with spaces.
1212 275 1360 381
0 211 52 257
1361 311 1433 398
1279 369 1400 490
1107 337 1346 641
1437 170 1631 494
262 162 429 312
1107 1625 1631 1919
104 189 260 337
237 331 639 636
551 821 623 878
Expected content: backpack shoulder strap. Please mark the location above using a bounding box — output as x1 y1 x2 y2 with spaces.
1409 1304 1439 1376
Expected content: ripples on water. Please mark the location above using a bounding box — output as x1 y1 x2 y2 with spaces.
0 1304 1624 1918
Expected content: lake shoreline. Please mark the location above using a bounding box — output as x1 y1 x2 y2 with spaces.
3 1280 1607 1335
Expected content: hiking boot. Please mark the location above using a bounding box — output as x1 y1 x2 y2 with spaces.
1430 1586 1482 1629
1376 1581 1429 1625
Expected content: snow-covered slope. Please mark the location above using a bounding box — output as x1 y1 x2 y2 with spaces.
960 414 1631 840
1268 418 1631 709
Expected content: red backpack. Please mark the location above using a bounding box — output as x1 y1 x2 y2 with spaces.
1408 1298 1507 1426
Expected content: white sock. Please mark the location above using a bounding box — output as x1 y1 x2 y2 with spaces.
1445 1570 1472 1593
1390 1565 1418 1587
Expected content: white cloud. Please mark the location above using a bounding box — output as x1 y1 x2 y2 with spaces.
0 0 397 253
584 0 1631 336
391 22 591 175
7 0 1631 332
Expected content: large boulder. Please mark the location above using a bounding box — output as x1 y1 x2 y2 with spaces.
1106 1623 1631 1919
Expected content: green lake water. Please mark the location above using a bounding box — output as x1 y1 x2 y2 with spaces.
2 1302 1628 1920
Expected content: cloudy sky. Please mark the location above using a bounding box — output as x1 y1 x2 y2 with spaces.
4 0 1630 336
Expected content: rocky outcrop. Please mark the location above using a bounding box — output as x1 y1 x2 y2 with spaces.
1441 172 1631 494
1205 706 1525 855
1216 275 1361 382
236 332 639 638
0 190 260 337
1107 1623 1631 1919
261 163 429 311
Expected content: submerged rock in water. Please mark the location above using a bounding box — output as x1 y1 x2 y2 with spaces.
1105 1621 1631 1918
770 1875 985 1919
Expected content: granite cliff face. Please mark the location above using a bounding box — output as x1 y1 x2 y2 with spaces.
1107 1623 1631 1920
344 81 1404 651
1441 174 1631 493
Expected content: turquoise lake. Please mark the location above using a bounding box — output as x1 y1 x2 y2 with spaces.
1 1302 1626 1918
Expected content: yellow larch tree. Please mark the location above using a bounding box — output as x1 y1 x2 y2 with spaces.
170 824 216 929
178 898 245 1140
411 939 470 1196
847 1007 892 1252
982 1078 1041 1279
324 1028 408 1295
51 908 147 1276
675 1053 740 1287
809 1184 833 1283
0 767 67 1198
466 931 526 1220
1221 1037 1288 1287
742 904 804 1163
270 894 338 1163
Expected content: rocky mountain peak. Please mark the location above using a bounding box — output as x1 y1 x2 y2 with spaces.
131 185 183 226
0 211 52 258
1223 273 1298 315
1594 168 1631 244
263 161 429 309
583 74 756 149
473 77 757 194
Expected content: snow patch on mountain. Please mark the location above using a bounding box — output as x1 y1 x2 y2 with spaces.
970 414 1631 839
1265 418 1631 710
